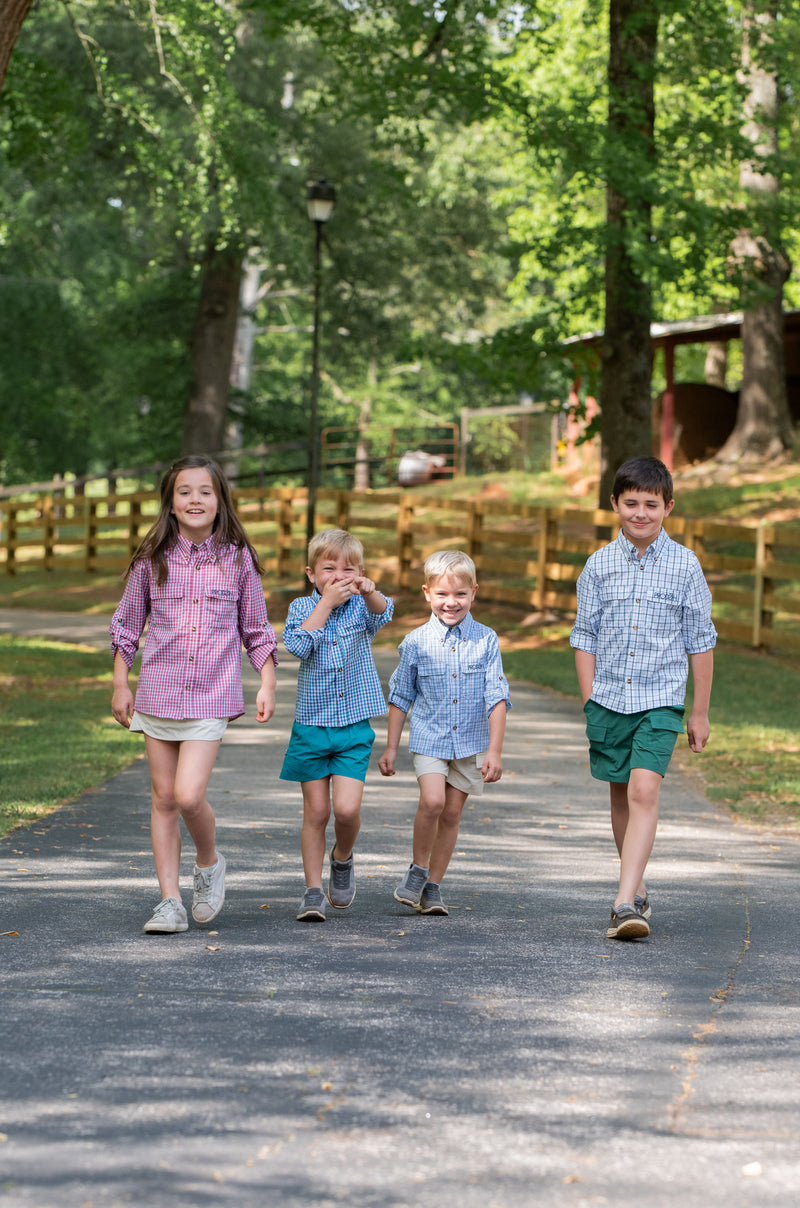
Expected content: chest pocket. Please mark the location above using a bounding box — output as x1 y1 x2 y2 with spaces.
149 590 183 632
205 588 238 629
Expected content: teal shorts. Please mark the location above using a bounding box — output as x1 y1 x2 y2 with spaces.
584 700 684 782
279 720 376 783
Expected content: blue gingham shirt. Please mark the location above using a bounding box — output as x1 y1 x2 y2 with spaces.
570 528 716 714
283 590 394 725
388 612 511 760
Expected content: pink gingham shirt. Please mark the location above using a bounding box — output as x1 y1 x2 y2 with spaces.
110 534 277 721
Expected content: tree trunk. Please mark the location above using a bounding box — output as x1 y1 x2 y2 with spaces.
717 0 793 464
0 0 33 91
598 0 659 504
182 246 243 456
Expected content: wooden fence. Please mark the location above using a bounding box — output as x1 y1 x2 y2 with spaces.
2 484 799 653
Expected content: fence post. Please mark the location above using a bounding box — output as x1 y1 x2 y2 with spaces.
277 488 295 579
536 507 553 610
752 523 774 648
85 499 98 573
42 495 56 572
397 495 415 589
467 499 483 568
335 490 350 531
3 503 18 576
127 497 143 561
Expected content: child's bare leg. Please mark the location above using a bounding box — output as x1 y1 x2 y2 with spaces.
613 768 662 907
428 784 469 885
145 737 219 899
411 773 448 868
329 774 364 862
173 740 221 867
609 782 647 899
300 778 332 887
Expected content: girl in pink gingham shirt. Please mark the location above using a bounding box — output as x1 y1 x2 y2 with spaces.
110 456 277 936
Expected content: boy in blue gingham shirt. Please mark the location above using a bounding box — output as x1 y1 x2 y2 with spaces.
379 550 510 916
281 529 393 922
570 457 716 942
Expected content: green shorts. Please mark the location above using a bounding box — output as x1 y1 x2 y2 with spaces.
583 700 684 782
279 720 376 783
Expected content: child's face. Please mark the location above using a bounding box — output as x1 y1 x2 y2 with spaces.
423 573 478 627
307 550 362 593
611 487 674 551
172 468 218 542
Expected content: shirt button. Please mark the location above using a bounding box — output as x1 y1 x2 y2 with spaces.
193 598 199 604
339 693 344 698
191 627 196 632
189 656 194 662
627 679 632 683
453 725 458 731
453 698 458 704
635 598 641 604
630 652 635 657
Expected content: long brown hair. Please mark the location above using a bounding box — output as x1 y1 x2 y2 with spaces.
123 456 264 585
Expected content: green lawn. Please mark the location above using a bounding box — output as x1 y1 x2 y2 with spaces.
503 644 800 826
0 635 142 838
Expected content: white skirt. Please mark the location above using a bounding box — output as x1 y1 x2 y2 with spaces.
130 712 228 742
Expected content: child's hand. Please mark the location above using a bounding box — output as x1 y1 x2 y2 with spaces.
353 576 376 596
378 748 396 776
687 711 710 753
256 685 276 724
111 686 134 729
322 576 356 607
481 752 503 783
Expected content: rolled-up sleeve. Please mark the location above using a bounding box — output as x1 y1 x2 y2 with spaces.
282 597 318 660
570 563 600 654
387 638 418 714
238 560 278 671
483 633 512 715
110 561 150 668
682 560 717 653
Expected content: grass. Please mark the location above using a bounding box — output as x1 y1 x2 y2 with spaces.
503 642 800 828
0 635 142 838
2 463 799 834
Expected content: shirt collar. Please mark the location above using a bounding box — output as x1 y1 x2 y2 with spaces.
428 611 474 642
615 525 668 563
175 532 218 562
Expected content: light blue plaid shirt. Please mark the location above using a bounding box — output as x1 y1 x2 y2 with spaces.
283 590 394 725
387 612 511 759
570 528 716 714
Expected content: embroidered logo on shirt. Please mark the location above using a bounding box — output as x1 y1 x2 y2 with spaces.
650 590 678 602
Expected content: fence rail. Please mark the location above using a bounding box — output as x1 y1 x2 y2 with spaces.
2 485 799 653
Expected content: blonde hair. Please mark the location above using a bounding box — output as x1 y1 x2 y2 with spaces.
307 528 365 571
423 550 477 587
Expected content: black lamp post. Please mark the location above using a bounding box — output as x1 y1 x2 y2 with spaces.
305 177 336 549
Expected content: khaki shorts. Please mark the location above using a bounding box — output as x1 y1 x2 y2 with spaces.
130 712 227 741
412 752 487 796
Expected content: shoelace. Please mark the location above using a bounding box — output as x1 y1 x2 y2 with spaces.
330 860 351 889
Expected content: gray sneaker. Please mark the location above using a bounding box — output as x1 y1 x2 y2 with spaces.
394 863 429 907
192 853 226 924
606 901 650 941
634 892 652 920
297 887 327 922
417 881 449 916
327 845 356 909
144 896 188 934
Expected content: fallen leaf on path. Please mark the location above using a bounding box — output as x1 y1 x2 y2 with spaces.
742 1162 762 1177
205 946 221 952
259 903 270 909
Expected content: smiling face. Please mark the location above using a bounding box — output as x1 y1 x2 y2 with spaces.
611 487 674 553
423 573 478 627
306 549 362 593
171 467 219 543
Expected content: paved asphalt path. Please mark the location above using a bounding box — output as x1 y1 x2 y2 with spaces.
1 609 798 1207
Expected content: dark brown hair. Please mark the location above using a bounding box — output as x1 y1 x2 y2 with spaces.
611 457 674 505
123 456 264 585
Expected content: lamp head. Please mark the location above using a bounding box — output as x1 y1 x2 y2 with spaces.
306 177 336 223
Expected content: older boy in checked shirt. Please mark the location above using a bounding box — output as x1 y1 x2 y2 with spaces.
379 551 510 916
281 529 393 922
570 457 716 941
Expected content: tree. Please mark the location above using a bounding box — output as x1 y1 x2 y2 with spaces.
597 0 659 501
717 0 794 464
0 0 33 90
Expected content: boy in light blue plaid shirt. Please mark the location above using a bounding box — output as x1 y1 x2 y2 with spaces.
281 529 393 922
570 457 716 942
379 551 510 916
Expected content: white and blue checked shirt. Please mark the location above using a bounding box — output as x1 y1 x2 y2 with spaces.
388 612 511 760
283 591 394 725
570 528 716 715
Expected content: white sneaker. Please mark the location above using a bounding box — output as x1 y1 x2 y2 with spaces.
192 853 226 923
144 896 188 934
